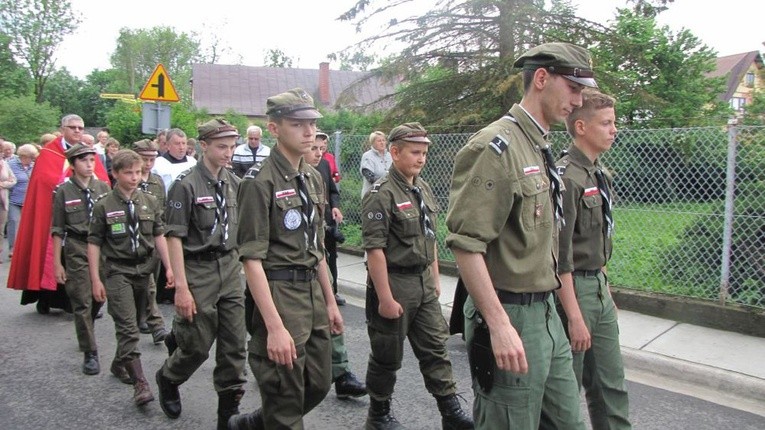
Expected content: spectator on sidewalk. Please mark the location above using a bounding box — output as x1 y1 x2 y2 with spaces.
0 151 17 260
555 89 631 430
360 131 392 197
231 125 270 178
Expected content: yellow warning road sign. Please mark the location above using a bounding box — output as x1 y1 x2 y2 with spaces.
138 64 180 102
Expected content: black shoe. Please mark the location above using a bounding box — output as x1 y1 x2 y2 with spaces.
436 394 474 430
82 352 100 375
335 371 367 399
156 369 182 419
164 330 177 356
36 300 50 315
366 398 404 430
138 321 150 334
228 409 264 430
335 294 346 306
152 328 168 345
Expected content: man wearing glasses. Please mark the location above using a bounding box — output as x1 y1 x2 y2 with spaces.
231 125 271 178
8 114 109 313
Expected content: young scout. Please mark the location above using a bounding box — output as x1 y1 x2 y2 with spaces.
361 123 473 430
133 139 169 344
305 133 367 400
445 43 594 429
88 149 175 407
154 119 248 430
228 88 343 430
556 89 631 429
51 143 110 375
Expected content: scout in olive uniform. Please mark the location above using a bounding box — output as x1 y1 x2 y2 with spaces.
445 43 596 429
133 139 169 344
229 88 343 430
556 89 631 430
362 123 473 430
154 119 248 430
88 149 175 407
51 143 110 376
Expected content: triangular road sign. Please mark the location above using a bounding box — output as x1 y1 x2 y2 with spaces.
138 64 180 102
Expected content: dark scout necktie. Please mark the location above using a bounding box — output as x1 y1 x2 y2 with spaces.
84 188 94 219
297 173 317 249
213 181 229 243
412 186 435 239
541 146 565 230
127 200 140 254
594 169 614 237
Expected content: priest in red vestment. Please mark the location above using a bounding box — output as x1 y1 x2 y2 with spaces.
7 114 109 313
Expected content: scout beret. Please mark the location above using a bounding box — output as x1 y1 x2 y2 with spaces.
513 42 597 88
388 122 431 144
65 143 97 162
132 138 158 155
266 88 323 119
198 118 240 141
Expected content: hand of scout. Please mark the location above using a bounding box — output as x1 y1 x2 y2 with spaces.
174 284 197 322
327 304 344 335
54 263 67 284
379 298 404 319
267 327 297 370
92 279 107 303
567 319 591 352
490 323 528 374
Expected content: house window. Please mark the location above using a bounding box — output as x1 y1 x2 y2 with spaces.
745 72 755 87
730 97 746 111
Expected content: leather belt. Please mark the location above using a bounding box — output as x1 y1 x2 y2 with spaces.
107 256 148 266
387 265 427 275
496 290 551 306
185 249 232 261
573 269 602 277
265 267 317 282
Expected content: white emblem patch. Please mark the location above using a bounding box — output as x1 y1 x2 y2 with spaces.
284 208 302 230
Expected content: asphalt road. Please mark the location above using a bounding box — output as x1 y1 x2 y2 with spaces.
1 282 763 429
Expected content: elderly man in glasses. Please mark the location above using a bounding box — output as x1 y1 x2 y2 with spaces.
8 114 109 314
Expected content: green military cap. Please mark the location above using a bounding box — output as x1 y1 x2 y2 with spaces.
513 42 597 88
65 143 97 162
315 130 329 140
388 122 431 144
198 118 240 141
132 138 158 155
266 88 323 119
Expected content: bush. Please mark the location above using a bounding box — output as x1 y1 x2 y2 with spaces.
0 96 61 143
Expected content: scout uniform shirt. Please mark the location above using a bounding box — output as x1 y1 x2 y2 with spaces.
51 177 110 240
88 189 164 276
446 103 560 293
361 166 438 269
164 161 240 253
139 172 167 218
556 145 614 273
237 147 325 269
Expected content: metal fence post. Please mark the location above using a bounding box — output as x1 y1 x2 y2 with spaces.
719 123 738 305
334 131 343 175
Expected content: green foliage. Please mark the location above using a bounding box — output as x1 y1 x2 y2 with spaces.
42 68 85 120
263 49 294 68
80 69 130 127
105 101 145 145
0 33 32 98
221 110 252 138
170 102 206 138
0 0 80 101
318 108 386 135
0 95 61 143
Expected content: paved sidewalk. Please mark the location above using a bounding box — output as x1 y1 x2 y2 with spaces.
335 252 765 416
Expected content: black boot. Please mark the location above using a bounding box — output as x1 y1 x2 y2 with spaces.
335 371 367 399
217 389 244 430
435 394 474 430
365 398 404 430
227 408 264 430
156 368 182 418
82 351 100 375
124 358 154 406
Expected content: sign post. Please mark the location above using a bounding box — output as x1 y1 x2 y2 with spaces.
138 64 180 134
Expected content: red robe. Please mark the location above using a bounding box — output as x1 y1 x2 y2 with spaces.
7 137 109 295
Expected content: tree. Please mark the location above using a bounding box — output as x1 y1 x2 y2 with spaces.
110 27 202 97
0 96 61 143
0 33 33 99
79 69 129 127
41 68 85 121
264 49 294 68
0 0 80 102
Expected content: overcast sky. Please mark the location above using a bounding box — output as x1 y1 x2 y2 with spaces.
56 0 763 79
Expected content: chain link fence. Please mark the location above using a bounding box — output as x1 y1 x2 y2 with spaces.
315 125 765 310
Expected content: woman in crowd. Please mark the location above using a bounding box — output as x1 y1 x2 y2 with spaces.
359 130 392 197
7 143 38 259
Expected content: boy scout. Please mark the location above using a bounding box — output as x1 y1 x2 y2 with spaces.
51 143 110 375
362 123 473 430
88 149 175 407
134 139 169 344
229 88 343 430
446 43 594 429
155 119 248 430
556 89 631 429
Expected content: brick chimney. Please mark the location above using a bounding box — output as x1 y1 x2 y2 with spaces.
319 62 330 105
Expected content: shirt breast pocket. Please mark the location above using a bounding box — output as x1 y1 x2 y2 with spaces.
393 208 420 238
106 215 128 237
520 174 551 230
581 195 603 229
194 200 217 230
138 212 154 235
65 203 88 225
226 190 239 225
275 196 303 232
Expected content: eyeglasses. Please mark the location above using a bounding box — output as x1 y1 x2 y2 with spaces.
65 125 85 131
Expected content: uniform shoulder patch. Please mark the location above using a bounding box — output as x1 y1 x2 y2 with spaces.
174 169 191 183
489 134 510 155
556 165 567 176
243 165 261 180
370 176 389 193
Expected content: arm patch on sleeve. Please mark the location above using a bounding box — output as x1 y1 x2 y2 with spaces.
490 135 509 155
